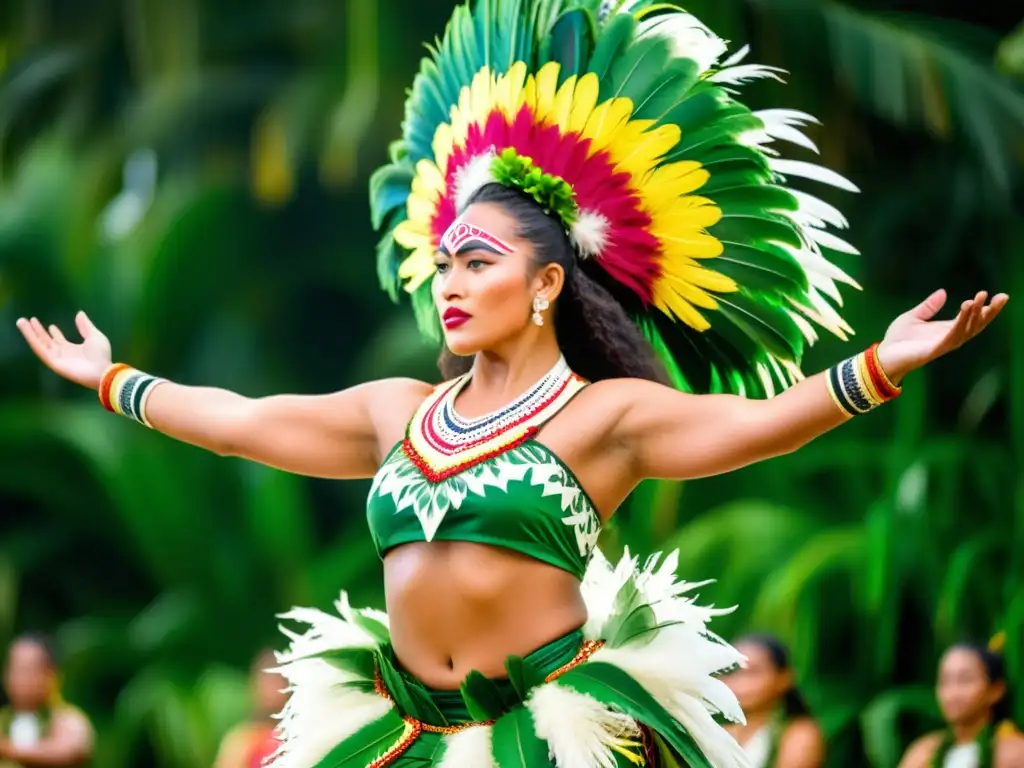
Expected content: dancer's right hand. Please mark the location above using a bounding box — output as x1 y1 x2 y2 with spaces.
16 311 113 390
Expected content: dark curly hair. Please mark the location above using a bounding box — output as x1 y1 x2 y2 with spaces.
438 183 670 384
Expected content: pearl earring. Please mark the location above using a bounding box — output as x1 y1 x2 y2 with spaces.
532 295 549 326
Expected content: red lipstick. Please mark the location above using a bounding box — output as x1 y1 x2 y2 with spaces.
442 307 471 330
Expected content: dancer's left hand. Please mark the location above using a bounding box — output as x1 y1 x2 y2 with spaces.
876 290 1008 383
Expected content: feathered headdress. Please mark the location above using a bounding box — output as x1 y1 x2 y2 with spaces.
370 0 860 397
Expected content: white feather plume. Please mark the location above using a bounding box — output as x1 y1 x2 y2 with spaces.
570 210 610 258
454 151 498 213
438 725 496 767
528 684 641 768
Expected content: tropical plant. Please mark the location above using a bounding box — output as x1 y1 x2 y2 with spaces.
0 0 1020 766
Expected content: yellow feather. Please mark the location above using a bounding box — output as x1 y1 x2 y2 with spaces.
655 227 725 258
406 193 438 225
469 68 494 126
533 62 561 123
642 163 709 208
568 74 600 134
653 293 711 330
652 198 722 228
612 124 679 180
674 264 737 292
521 74 538 114
581 99 633 155
550 74 578 129
394 219 432 251
398 249 436 291
656 274 720 309
500 62 528 118
432 124 454 175
411 160 445 201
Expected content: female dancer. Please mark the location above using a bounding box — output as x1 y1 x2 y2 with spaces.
899 643 1024 768
0 634 94 767
724 635 823 768
14 0 1007 765
213 649 288 768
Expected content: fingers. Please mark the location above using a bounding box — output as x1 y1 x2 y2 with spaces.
49 324 67 345
16 317 54 362
75 310 96 339
950 291 1009 348
910 289 948 321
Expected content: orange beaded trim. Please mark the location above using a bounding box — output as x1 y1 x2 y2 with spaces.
367 717 421 768
369 639 606 763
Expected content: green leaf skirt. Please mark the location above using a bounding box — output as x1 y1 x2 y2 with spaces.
268 550 751 768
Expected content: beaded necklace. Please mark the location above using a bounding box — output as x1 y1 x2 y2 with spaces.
403 355 586 482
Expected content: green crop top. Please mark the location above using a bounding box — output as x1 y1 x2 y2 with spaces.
365 362 601 579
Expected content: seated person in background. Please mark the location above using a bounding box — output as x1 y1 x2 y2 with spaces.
899 641 1024 768
0 633 93 767
723 634 825 768
214 649 288 768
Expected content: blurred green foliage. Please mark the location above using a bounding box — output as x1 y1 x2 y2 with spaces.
0 0 1021 766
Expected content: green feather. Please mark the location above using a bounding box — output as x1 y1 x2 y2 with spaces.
632 57 701 123
700 169 773 195
505 654 547 700
713 241 809 294
376 652 447 725
672 113 765 159
460 670 511 720
411 282 443 342
555 662 713 768
712 184 799 213
716 293 804 361
709 214 804 251
375 224 404 301
368 163 415 230
587 12 636 84
491 708 550 768
652 731 690 768
603 35 673 104
309 711 408 768
700 143 771 172
660 89 741 136
540 8 596 79
313 647 376 681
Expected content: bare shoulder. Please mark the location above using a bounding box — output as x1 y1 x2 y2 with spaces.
778 717 825 766
583 376 679 413
996 731 1024 767
781 717 824 747
898 732 944 768
363 377 436 442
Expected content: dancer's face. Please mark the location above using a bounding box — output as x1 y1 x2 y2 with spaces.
725 641 792 715
936 647 1003 726
432 202 562 356
3 640 55 711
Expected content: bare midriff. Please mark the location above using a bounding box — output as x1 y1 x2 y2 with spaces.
383 540 588 690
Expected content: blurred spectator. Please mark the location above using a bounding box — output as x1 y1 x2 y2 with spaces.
213 649 287 768
723 634 824 768
899 641 1024 768
0 634 93 767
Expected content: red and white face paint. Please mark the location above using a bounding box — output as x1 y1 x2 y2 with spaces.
440 220 515 257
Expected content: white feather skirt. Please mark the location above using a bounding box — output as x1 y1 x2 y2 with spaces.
268 549 750 768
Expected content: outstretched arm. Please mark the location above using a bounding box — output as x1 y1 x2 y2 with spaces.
615 290 1006 482
16 312 432 479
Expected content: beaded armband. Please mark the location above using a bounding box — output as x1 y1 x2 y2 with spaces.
98 363 166 427
826 343 902 419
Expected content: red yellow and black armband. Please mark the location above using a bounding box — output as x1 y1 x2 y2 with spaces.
826 343 902 419
98 363 166 427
